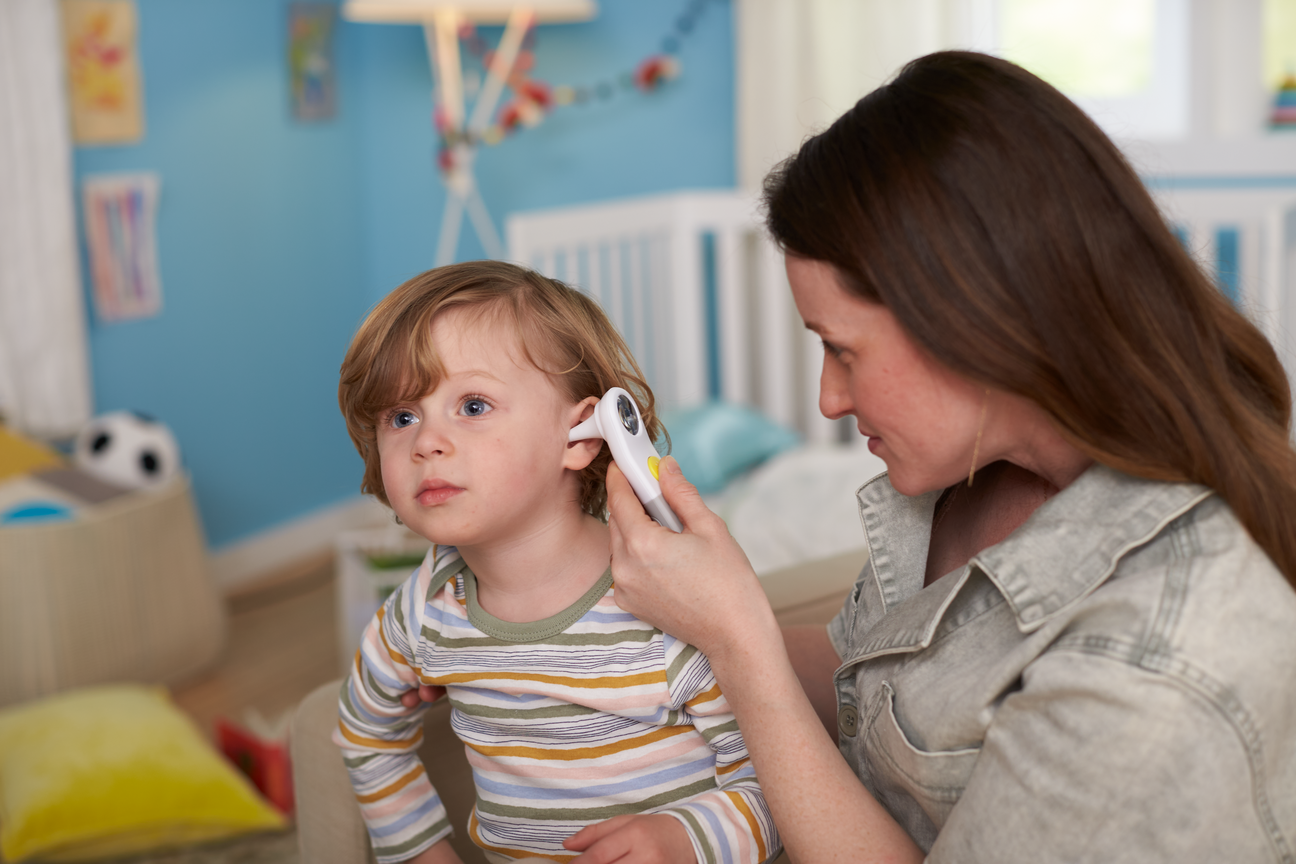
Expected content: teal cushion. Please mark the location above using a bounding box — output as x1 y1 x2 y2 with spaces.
659 402 800 495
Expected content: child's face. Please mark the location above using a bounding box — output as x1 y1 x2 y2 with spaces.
376 306 598 547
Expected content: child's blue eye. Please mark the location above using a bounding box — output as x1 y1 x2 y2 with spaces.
389 410 419 429
460 398 491 417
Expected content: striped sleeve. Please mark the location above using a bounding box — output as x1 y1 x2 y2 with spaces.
660 635 782 864
334 553 452 864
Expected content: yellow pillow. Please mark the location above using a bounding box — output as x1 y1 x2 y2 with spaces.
0 684 284 863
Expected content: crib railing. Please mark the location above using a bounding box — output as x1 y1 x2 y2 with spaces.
506 190 852 445
1151 183 1296 379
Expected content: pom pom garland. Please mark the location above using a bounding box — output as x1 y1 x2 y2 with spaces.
434 0 717 173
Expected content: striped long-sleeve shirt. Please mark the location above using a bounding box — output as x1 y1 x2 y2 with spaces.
335 546 780 864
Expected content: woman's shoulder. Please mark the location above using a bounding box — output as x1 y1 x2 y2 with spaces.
1101 489 1292 614
989 466 1296 684
1068 488 1296 713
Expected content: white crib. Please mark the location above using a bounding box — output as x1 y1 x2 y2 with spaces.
1150 183 1296 381
506 190 854 446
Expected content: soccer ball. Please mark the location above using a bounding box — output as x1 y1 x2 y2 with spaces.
73 411 182 490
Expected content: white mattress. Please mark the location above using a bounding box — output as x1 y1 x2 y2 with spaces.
705 443 888 577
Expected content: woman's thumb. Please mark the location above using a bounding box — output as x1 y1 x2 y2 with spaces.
657 456 707 521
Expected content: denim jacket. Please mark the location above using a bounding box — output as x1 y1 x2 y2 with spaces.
828 465 1296 863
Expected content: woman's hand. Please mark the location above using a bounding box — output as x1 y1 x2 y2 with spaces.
611 457 923 863
606 457 778 659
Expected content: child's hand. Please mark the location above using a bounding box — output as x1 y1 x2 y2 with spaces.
399 684 446 709
564 814 696 863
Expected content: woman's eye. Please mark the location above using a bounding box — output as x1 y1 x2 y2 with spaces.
460 398 492 417
822 340 843 358
389 410 418 429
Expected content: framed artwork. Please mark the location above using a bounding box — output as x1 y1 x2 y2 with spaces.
61 0 145 145
82 173 163 323
289 3 337 121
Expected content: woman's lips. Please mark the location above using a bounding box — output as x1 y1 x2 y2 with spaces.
417 483 463 506
866 436 882 454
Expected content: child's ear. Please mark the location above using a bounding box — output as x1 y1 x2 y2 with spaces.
563 396 602 471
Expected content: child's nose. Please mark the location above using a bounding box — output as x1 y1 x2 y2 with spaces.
411 418 452 458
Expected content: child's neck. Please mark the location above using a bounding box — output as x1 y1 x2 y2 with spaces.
456 510 611 624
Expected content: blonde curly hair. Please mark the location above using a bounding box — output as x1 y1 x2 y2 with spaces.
338 260 662 518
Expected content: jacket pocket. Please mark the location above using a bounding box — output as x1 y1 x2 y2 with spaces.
862 682 981 845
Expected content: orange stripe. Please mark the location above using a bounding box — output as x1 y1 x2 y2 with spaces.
356 764 425 803
728 790 768 862
336 720 424 751
435 669 666 689
376 606 412 668
717 756 750 777
467 723 694 761
685 682 723 708
469 809 574 862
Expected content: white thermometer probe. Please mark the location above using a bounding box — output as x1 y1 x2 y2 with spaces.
568 388 683 533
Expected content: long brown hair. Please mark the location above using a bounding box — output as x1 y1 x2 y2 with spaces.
764 51 1296 588
338 260 660 518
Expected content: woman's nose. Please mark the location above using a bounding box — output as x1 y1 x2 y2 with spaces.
819 356 853 421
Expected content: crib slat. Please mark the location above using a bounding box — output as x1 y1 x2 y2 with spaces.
716 224 750 405
755 236 797 430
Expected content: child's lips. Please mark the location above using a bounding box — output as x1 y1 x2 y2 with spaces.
417 481 463 506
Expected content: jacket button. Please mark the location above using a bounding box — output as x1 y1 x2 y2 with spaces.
838 705 859 738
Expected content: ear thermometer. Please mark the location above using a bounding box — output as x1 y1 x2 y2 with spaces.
569 388 683 533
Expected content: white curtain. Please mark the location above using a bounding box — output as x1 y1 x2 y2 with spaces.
735 0 993 191
0 0 92 440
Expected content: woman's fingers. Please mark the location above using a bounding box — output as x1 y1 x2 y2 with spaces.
654 455 724 535
607 455 719 540
606 462 654 535
608 456 767 655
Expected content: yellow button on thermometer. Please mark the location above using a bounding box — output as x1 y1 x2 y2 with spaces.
647 456 660 479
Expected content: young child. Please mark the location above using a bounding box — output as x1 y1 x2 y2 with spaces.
334 261 780 864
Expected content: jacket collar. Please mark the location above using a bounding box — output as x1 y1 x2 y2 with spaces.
846 465 1212 661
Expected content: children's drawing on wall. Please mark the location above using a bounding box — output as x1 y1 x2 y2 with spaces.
82 174 163 323
61 0 145 145
289 3 336 121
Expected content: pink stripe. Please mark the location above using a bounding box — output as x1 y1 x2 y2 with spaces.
714 799 755 864
454 683 671 710
721 797 756 863
361 776 436 821
465 734 711 780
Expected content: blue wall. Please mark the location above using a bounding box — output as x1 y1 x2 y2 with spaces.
353 2 736 301
74 0 734 549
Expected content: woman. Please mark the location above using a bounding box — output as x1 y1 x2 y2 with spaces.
603 52 1296 862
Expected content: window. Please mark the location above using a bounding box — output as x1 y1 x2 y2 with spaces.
1264 0 1296 89
973 0 1190 140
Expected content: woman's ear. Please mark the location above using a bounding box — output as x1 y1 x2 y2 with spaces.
563 396 603 471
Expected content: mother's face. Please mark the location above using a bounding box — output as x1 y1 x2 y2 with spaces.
785 256 989 497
